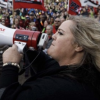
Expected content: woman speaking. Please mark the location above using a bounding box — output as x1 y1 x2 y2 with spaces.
0 16 100 100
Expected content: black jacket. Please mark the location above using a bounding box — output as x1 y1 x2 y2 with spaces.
0 50 99 100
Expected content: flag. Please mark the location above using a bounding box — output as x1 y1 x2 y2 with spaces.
13 0 46 11
0 0 12 8
76 7 82 14
80 0 100 7
68 0 100 15
0 0 7 8
4 0 12 1
68 0 81 15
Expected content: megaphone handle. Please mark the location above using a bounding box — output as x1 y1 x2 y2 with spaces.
14 41 27 53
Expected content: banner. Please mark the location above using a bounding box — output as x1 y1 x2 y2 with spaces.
0 0 7 8
4 0 12 1
13 0 46 11
68 0 81 15
80 0 100 7
68 0 100 15
0 0 12 8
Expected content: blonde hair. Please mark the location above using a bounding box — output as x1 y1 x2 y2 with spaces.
68 16 100 71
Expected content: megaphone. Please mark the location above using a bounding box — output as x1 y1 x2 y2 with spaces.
0 24 48 53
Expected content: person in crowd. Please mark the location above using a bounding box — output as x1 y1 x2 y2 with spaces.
45 25 53 49
13 18 24 29
47 9 53 16
40 13 47 29
0 16 100 100
46 14 51 21
10 15 14 26
24 17 30 29
81 7 89 17
34 13 44 32
0 17 5 25
52 12 57 19
28 22 38 31
50 16 54 25
20 12 26 21
89 7 94 18
34 13 47 32
60 11 65 18
5 11 10 19
17 15 25 28
5 16 10 28
13 18 20 29
12 11 18 19
96 11 100 22
29 12 36 22
52 17 61 33
36 13 40 19
97 5 100 14
56 12 61 17
1 8 6 17
8 7 12 16
16 9 21 16
42 20 50 33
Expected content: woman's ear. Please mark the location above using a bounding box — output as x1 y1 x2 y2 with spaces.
75 44 83 52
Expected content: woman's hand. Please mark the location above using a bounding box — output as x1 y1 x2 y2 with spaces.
3 44 23 64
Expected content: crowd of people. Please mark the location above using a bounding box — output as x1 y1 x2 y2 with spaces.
0 1 100 33
0 0 100 100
